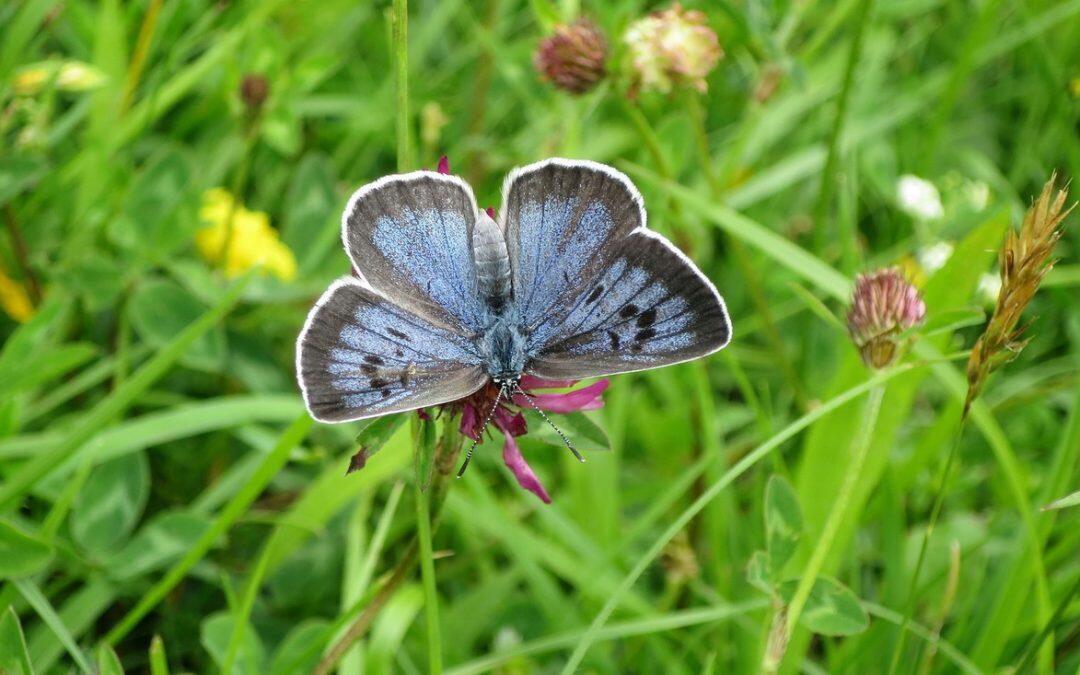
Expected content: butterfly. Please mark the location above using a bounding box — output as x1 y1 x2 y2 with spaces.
296 158 732 465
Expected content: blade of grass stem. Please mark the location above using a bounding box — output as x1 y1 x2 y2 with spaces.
559 363 918 674
0 275 252 513
102 413 313 645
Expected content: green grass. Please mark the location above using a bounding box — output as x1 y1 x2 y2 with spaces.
2 0 1080 673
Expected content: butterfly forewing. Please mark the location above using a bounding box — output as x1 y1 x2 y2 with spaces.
343 172 486 332
500 159 731 380
298 279 486 422
501 159 643 331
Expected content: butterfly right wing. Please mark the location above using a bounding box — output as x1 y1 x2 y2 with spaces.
297 279 487 423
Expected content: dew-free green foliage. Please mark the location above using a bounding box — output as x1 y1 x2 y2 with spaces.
1 0 1079 673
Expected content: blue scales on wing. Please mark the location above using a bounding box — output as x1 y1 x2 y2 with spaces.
499 159 731 380
297 279 486 422
342 171 488 333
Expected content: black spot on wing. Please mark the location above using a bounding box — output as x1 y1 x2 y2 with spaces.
636 308 657 328
360 364 378 375
370 378 390 389
585 285 605 304
387 327 411 341
635 328 657 342
609 331 621 349
619 304 639 320
365 355 385 366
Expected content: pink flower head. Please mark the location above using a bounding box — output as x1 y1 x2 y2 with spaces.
449 377 609 503
533 19 609 95
847 267 926 369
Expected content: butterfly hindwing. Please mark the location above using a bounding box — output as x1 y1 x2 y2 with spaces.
297 279 487 422
343 171 486 332
524 231 731 379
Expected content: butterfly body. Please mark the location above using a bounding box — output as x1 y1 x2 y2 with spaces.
298 159 731 423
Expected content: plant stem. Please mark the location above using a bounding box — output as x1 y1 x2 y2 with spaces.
313 422 462 675
685 91 808 410
561 366 914 674
393 0 410 172
3 205 42 303
784 383 885 636
812 0 874 255
416 479 443 674
103 411 312 645
886 424 964 675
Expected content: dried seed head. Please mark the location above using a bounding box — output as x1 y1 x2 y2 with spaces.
239 74 269 112
624 3 723 95
964 173 1074 415
533 20 608 95
847 268 927 369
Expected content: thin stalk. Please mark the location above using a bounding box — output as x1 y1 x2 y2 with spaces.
119 0 164 114
416 481 443 674
887 426 964 675
1015 571 1080 672
314 422 463 675
102 413 313 645
3 205 42 303
560 365 915 674
686 91 808 410
784 383 886 635
812 0 874 255
393 0 410 172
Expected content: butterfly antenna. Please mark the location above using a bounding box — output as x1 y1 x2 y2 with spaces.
457 384 506 478
513 384 584 463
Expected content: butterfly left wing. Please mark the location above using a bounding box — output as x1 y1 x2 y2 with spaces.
500 159 731 380
298 279 487 422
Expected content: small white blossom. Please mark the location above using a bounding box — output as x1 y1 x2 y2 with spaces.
965 180 991 210
917 241 954 274
897 175 944 221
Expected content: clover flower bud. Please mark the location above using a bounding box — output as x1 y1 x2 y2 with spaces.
847 268 926 369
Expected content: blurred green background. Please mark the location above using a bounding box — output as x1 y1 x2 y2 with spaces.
2 0 1080 672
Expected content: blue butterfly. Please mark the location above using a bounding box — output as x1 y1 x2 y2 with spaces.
297 159 731 463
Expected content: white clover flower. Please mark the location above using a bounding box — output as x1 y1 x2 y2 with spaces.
897 175 944 221
965 180 991 211
917 241 954 274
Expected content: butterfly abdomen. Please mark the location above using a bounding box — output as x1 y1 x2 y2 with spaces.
472 211 512 313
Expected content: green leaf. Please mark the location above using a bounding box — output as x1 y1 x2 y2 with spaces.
414 416 437 491
779 577 869 636
57 254 128 311
0 607 34 675
268 619 328 675
282 153 338 271
0 156 46 205
0 521 53 579
106 511 212 581
524 410 610 453
112 147 194 257
129 278 226 371
200 612 265 675
746 551 774 595
96 644 125 675
71 451 150 554
1042 488 1080 511
0 342 98 400
765 475 802 577
149 635 169 675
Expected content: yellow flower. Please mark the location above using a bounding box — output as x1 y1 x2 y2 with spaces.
0 265 34 323
196 189 297 281
13 60 106 95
